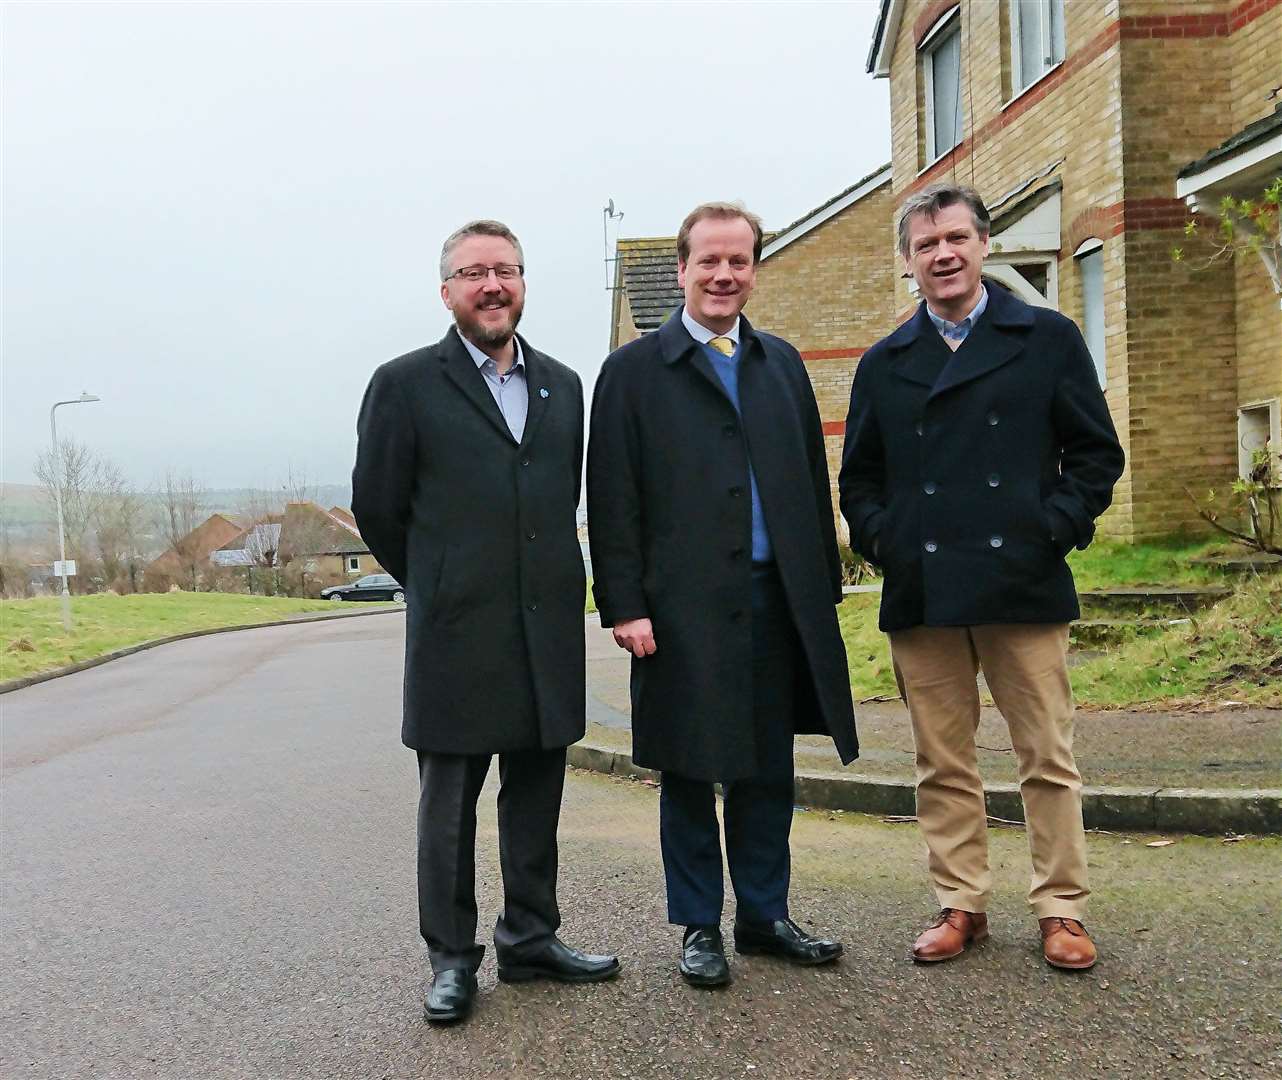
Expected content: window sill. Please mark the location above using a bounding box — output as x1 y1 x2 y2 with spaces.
917 144 962 177
1002 60 1064 111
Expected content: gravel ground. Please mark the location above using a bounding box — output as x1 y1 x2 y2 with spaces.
3 614 1279 1080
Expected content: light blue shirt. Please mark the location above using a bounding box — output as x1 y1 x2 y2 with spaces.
926 285 988 345
681 307 773 564
458 329 527 441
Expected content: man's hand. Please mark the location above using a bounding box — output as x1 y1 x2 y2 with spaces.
613 618 657 658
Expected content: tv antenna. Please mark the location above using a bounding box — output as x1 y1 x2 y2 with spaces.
603 198 625 290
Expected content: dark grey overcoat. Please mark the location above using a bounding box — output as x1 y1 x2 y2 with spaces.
838 285 1125 632
587 310 859 783
352 327 586 754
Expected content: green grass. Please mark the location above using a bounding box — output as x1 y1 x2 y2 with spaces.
1065 536 1225 590
840 540 1282 709
0 592 351 682
1070 574 1282 708
586 579 597 615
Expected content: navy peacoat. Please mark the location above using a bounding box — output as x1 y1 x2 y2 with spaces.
587 310 859 783
352 328 587 754
838 285 1125 632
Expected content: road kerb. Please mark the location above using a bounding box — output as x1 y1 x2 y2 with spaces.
566 742 1282 836
0 606 404 695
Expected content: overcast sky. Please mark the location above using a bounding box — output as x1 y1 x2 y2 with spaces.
2 0 890 491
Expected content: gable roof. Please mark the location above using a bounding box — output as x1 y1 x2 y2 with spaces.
761 164 893 260
616 237 682 333
279 501 369 557
867 0 904 77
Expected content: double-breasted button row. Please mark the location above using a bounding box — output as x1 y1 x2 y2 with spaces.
923 537 1004 553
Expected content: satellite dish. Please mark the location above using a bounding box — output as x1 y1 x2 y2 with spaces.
606 198 615 215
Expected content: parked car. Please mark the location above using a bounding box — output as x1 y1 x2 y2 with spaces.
321 573 405 604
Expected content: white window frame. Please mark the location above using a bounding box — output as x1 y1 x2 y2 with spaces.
1237 400 1281 483
347 555 361 574
1010 0 1065 97
921 10 963 166
1074 238 1106 388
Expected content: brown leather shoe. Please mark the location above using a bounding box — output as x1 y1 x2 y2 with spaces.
911 908 989 963
1040 917 1097 970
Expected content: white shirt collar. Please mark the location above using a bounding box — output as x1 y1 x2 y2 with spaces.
681 307 740 347
457 327 524 374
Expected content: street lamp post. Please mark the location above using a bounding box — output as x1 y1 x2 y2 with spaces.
50 392 101 632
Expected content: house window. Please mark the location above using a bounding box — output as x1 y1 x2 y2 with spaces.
921 11 963 164
1011 0 1065 94
1075 240 1106 387
347 556 360 573
1238 401 1281 483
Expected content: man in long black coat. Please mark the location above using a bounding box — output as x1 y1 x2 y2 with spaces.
839 184 1124 972
353 220 618 1025
588 202 858 988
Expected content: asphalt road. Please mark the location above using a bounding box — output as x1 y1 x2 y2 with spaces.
3 615 1279 1080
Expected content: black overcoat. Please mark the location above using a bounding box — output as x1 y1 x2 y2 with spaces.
587 310 858 782
838 286 1125 633
352 327 586 754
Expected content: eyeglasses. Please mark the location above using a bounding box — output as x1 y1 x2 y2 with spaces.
446 263 524 283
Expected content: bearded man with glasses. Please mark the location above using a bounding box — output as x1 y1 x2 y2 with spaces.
353 219 619 1026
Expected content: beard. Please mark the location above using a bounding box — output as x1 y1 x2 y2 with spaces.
454 296 524 348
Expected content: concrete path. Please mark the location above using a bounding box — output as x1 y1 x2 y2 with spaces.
3 614 1280 1079
587 616 1281 790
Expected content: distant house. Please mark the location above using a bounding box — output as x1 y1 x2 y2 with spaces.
211 520 283 568
144 513 245 585
277 501 382 578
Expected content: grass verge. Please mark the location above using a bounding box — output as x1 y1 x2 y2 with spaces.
841 540 1282 708
0 593 367 683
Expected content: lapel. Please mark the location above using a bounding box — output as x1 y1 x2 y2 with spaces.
927 285 1035 400
438 327 519 445
887 305 952 390
656 308 737 409
517 338 552 451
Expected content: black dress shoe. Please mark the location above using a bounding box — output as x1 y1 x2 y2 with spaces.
496 937 620 984
680 925 731 988
734 918 843 965
424 968 477 1024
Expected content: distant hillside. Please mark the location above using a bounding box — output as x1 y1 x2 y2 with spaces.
1 483 50 529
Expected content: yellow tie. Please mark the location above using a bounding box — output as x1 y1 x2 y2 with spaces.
708 336 735 357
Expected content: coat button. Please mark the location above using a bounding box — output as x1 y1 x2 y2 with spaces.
723 424 737 437
914 421 924 436
527 602 539 612
728 486 744 497
924 540 938 553
986 412 999 426
520 457 531 467
988 473 1000 487
923 481 937 495
990 535 1003 548
526 530 536 541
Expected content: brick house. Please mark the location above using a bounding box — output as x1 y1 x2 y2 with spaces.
609 0 1280 542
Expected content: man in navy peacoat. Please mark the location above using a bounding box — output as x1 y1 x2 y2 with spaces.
353 220 618 1025
589 203 858 989
840 184 1124 972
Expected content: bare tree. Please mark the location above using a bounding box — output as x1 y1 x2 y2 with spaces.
34 437 107 590
156 469 206 590
94 462 149 591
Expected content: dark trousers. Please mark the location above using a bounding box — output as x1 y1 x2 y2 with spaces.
415 747 566 974
659 566 799 927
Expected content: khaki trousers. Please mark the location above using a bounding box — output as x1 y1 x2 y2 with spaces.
888 623 1088 920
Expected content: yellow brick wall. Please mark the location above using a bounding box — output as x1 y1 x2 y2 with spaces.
1230 1 1282 130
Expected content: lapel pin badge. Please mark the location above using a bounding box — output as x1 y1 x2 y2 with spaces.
539 387 550 399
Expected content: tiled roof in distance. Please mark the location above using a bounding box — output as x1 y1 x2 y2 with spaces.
618 237 681 332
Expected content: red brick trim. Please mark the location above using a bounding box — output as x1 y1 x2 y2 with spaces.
1120 0 1278 37
1122 198 1190 231
821 421 845 437
913 0 960 47
799 347 867 362
1067 205 1126 251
